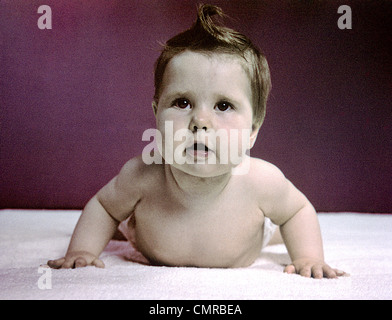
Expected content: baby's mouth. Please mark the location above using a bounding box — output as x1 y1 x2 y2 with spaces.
185 143 211 158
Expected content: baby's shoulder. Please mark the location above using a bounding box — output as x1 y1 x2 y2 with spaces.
247 157 287 185
117 155 164 187
246 157 310 224
96 156 164 220
244 157 289 203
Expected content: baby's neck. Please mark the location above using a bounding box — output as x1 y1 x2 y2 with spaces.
165 165 232 203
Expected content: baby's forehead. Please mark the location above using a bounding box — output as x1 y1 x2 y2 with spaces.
165 50 253 87
171 50 249 69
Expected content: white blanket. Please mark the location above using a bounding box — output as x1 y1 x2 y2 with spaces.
0 209 391 300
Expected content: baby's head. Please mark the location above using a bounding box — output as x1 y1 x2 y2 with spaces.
148 4 272 177
153 4 271 130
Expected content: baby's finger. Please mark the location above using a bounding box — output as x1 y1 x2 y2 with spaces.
311 265 324 279
74 257 87 268
92 258 105 268
334 269 350 277
323 266 338 279
62 257 78 269
299 266 311 278
283 264 296 274
47 258 65 269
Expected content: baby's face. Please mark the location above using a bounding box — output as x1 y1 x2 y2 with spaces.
154 50 257 177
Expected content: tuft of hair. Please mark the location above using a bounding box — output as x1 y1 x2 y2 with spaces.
154 4 271 128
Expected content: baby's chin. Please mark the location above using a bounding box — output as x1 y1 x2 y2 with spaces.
168 161 235 179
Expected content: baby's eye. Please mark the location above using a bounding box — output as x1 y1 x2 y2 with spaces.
173 98 191 109
215 101 233 112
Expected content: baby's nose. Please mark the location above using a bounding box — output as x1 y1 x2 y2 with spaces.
193 125 207 132
190 108 212 132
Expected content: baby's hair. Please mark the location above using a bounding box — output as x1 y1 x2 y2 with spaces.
154 4 271 128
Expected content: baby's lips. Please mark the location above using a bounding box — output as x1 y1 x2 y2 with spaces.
186 142 212 152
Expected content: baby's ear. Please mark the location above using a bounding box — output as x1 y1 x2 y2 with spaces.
152 101 158 116
249 125 260 149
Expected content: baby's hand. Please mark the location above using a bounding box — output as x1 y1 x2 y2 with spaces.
284 258 347 279
47 251 105 269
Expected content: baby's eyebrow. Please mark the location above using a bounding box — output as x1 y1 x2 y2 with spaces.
164 90 194 101
214 94 242 106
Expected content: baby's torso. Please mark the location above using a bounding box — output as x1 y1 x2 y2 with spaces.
129 167 266 268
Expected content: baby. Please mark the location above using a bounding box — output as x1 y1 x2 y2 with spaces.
48 4 346 278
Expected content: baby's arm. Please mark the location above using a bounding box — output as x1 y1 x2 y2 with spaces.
48 196 118 268
279 201 345 278
258 161 346 278
48 157 144 269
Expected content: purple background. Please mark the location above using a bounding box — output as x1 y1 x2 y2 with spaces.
1 0 391 212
